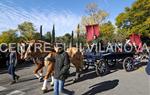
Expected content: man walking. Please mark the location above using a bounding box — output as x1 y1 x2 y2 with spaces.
8 50 20 84
53 44 71 95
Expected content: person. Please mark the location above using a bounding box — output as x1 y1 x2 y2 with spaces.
145 53 150 75
92 35 98 44
8 49 20 84
5 49 10 67
53 44 71 95
91 35 98 54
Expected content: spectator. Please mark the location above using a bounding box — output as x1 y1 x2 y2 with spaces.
145 53 150 75
8 49 20 84
53 44 72 95
91 35 98 54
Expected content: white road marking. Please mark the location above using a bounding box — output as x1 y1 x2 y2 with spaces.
0 86 25 95
0 86 7 91
6 90 25 95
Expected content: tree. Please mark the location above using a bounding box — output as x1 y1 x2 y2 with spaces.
33 32 41 40
18 21 36 41
80 2 109 42
44 31 52 43
56 36 63 43
55 33 72 45
100 21 115 41
52 24 55 44
81 2 108 26
63 33 71 44
116 0 150 37
71 31 75 46
40 25 43 40
0 29 18 43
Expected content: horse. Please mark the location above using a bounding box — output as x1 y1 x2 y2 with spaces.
66 47 84 80
23 40 56 92
23 40 53 81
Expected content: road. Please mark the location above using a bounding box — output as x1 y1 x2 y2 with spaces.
0 63 149 95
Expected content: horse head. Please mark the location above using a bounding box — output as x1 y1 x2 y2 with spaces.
23 41 35 60
24 40 54 60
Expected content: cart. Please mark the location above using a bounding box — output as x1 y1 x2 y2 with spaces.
83 51 148 76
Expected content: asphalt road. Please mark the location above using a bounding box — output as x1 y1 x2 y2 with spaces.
0 63 149 95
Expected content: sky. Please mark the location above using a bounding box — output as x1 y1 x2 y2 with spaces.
0 0 136 36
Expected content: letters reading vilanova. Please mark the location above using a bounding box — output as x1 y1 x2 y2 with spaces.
0 42 149 53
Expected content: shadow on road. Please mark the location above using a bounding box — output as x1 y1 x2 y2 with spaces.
18 77 38 83
65 69 96 86
82 79 119 95
65 67 119 87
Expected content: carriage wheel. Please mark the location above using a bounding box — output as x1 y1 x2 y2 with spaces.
82 62 89 71
95 60 110 76
123 57 134 72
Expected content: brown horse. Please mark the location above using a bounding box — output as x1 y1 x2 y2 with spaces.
23 40 56 91
66 47 84 79
24 40 52 81
42 51 56 91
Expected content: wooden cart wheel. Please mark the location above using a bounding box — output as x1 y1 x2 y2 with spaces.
95 60 110 76
123 57 134 72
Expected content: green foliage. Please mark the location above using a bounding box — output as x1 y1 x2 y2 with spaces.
0 29 18 43
116 0 150 37
62 33 71 44
44 31 52 43
33 32 41 40
18 21 36 40
99 21 115 41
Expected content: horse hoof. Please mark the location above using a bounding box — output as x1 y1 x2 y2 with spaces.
39 77 43 82
73 79 77 83
42 88 48 93
50 83 54 87
42 90 47 93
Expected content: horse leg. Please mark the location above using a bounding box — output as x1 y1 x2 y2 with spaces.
75 68 80 82
50 73 54 86
39 68 43 77
42 63 54 92
72 64 81 83
34 63 44 81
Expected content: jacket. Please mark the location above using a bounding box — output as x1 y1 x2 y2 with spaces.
9 52 17 67
54 50 70 80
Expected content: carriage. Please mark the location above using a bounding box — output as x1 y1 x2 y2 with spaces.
83 50 149 76
83 32 149 76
